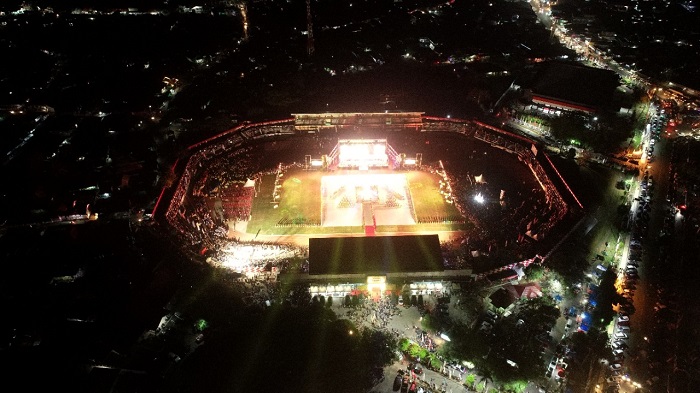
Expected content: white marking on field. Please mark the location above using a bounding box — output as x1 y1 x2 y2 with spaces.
321 173 416 227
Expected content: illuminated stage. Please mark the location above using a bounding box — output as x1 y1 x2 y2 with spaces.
335 139 389 169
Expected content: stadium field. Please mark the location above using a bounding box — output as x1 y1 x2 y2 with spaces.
245 168 468 235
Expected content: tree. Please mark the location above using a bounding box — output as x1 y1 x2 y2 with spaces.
502 380 528 393
427 353 442 371
399 338 412 352
455 280 488 320
163 301 393 393
567 329 610 391
470 298 556 384
518 297 560 328
442 322 489 362
590 111 634 153
476 365 494 393
545 251 587 290
421 308 450 334
465 374 476 389
358 329 397 368
288 282 311 306
402 293 411 307
550 114 588 142
591 269 625 328
524 264 545 281
408 342 423 359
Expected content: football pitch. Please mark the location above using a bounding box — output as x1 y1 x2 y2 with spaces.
246 168 468 235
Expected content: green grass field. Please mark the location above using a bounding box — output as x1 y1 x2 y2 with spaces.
246 168 468 235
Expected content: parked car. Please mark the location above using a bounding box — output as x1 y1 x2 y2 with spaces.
400 376 409 393
451 363 467 374
565 318 574 331
612 341 628 350
486 310 498 320
545 356 557 377
393 375 402 391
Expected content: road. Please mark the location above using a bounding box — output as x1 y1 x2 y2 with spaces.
612 111 674 392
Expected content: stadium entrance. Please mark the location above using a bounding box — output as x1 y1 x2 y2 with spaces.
367 276 386 300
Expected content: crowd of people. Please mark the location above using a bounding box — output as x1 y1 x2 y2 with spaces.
344 295 402 331
220 184 255 222
211 240 308 275
473 126 569 238
236 276 280 308
275 217 320 227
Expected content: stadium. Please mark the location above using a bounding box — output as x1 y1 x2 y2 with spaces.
154 112 581 297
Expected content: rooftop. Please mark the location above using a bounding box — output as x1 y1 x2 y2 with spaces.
521 61 620 110
308 234 443 275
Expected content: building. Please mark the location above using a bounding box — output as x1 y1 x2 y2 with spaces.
517 61 620 115
279 234 470 299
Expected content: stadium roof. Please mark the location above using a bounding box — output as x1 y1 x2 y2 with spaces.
292 112 424 131
308 235 443 275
